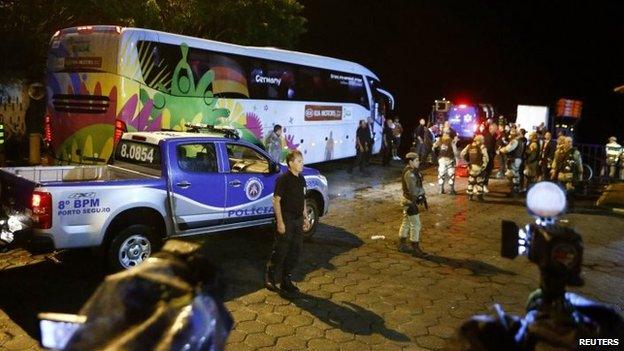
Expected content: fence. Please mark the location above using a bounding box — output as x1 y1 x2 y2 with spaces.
575 143 608 184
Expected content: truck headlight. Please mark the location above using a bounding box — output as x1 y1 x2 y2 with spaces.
318 175 328 187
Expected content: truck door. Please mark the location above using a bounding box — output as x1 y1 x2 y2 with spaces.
169 142 225 231
223 143 279 224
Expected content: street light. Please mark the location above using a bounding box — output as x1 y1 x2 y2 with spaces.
614 85 624 93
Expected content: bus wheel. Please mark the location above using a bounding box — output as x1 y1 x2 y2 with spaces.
303 197 320 239
107 224 160 271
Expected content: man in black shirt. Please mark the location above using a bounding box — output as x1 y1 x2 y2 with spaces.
539 131 556 180
264 150 310 293
482 124 497 192
413 118 427 162
348 119 370 174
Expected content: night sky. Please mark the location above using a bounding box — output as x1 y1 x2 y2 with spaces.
298 0 624 144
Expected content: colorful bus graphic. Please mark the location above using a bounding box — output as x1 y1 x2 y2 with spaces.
46 26 393 164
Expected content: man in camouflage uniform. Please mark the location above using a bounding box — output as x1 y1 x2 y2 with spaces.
498 129 523 194
432 129 458 195
523 132 540 187
398 152 427 257
551 136 583 192
605 136 622 180
460 135 489 201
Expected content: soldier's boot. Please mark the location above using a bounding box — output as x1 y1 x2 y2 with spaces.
477 193 485 202
281 273 300 293
398 237 411 253
439 184 445 194
263 266 279 292
411 241 428 257
449 184 457 195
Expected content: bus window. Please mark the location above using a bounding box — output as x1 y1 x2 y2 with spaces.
137 41 181 92
325 71 368 107
249 61 296 100
187 48 249 97
297 67 326 101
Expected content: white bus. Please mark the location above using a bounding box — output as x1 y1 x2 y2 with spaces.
45 26 394 164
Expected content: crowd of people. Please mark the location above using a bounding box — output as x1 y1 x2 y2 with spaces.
408 118 593 198
263 118 623 287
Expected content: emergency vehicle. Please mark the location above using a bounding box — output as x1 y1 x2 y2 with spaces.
0 128 329 270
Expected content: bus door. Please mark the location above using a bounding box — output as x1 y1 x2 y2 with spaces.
372 88 394 153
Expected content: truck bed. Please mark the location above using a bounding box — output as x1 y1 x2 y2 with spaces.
0 165 157 183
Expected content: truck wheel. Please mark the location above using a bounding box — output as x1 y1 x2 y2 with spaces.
303 197 320 239
107 224 160 271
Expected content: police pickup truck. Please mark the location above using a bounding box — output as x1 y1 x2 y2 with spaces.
0 129 328 270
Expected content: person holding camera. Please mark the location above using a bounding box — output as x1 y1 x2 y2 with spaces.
397 152 427 257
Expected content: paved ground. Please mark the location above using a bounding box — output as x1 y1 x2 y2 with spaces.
0 159 622 350
597 182 624 211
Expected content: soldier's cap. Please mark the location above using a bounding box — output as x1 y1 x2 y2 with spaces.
609 136 617 142
405 152 419 161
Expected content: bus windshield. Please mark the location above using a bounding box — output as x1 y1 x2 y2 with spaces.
47 27 120 73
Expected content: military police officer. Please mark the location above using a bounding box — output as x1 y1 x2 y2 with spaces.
498 129 523 194
460 135 489 201
551 136 583 192
523 132 540 187
433 129 458 194
605 136 622 180
398 152 427 257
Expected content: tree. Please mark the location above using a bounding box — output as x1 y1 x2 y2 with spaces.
0 0 307 80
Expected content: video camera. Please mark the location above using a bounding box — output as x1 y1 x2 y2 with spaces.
454 182 624 350
500 182 583 289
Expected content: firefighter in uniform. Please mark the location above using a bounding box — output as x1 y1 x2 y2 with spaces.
460 135 489 201
551 136 583 192
605 136 622 180
398 152 427 257
523 132 540 187
497 129 523 194
432 129 458 194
